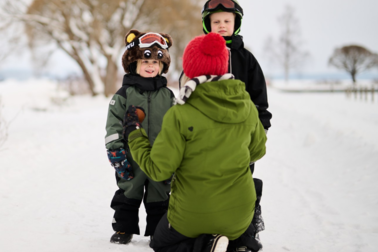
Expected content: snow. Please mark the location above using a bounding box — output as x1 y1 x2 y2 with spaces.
0 78 377 252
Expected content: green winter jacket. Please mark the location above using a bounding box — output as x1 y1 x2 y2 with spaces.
105 74 174 151
128 77 267 240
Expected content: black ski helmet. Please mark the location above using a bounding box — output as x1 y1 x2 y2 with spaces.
202 0 244 35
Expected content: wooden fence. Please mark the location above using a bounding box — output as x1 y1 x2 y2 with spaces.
345 86 377 103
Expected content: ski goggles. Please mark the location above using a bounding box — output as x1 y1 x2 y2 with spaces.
138 33 168 49
126 32 168 51
202 0 243 15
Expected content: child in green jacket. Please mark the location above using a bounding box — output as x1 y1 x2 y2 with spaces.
105 29 174 244
124 32 267 252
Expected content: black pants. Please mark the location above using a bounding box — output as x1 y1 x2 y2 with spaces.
150 213 261 252
111 172 169 236
251 164 265 236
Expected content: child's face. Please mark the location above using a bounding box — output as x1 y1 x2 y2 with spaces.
210 12 235 37
139 59 160 78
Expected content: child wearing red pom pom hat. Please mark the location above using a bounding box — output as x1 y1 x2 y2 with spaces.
124 32 267 252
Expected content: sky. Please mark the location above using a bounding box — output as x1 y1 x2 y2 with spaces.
1 0 378 79
0 79 377 251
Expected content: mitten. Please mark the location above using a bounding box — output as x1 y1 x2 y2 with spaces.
123 105 145 141
107 148 134 180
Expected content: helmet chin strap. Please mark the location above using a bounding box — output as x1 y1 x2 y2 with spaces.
223 35 233 44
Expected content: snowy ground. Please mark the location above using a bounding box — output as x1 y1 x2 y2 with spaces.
0 79 377 252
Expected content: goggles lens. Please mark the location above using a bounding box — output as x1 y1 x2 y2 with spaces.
207 0 235 9
139 33 168 49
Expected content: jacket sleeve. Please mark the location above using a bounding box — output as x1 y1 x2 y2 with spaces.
249 119 267 163
128 107 184 182
247 51 272 130
105 87 128 150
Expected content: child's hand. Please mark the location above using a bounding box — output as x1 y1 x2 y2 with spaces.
123 105 145 141
107 148 134 180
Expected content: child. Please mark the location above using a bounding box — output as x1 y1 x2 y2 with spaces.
124 32 267 252
201 0 271 133
104 29 175 244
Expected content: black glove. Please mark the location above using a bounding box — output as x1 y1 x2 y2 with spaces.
123 105 145 141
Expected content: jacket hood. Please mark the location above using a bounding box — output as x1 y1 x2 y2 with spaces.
187 79 252 124
122 74 167 91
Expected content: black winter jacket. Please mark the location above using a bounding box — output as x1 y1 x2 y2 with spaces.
227 35 272 130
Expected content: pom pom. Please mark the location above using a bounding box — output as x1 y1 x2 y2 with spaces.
182 33 229 79
199 33 226 56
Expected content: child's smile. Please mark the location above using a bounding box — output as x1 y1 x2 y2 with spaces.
139 59 160 77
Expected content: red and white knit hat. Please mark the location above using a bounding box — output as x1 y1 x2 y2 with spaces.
182 32 229 79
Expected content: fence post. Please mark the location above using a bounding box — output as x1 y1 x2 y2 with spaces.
365 87 368 102
372 85 375 103
345 88 350 98
354 87 357 100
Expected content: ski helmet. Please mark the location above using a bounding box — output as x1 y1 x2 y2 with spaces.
122 29 173 74
202 0 244 35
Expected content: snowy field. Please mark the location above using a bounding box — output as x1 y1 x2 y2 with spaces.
0 79 377 252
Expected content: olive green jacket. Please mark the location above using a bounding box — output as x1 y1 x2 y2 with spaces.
128 76 267 240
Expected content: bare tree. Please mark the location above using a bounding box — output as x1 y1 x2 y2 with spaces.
264 5 310 82
328 45 378 84
147 0 203 74
1 0 202 97
0 4 24 65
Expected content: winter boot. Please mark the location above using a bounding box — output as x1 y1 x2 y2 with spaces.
203 235 229 252
110 231 133 244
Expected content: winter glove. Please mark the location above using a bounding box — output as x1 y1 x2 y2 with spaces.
123 105 145 141
107 148 134 180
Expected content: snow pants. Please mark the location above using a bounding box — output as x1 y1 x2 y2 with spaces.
251 178 264 234
250 164 265 239
150 213 262 252
110 164 171 236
